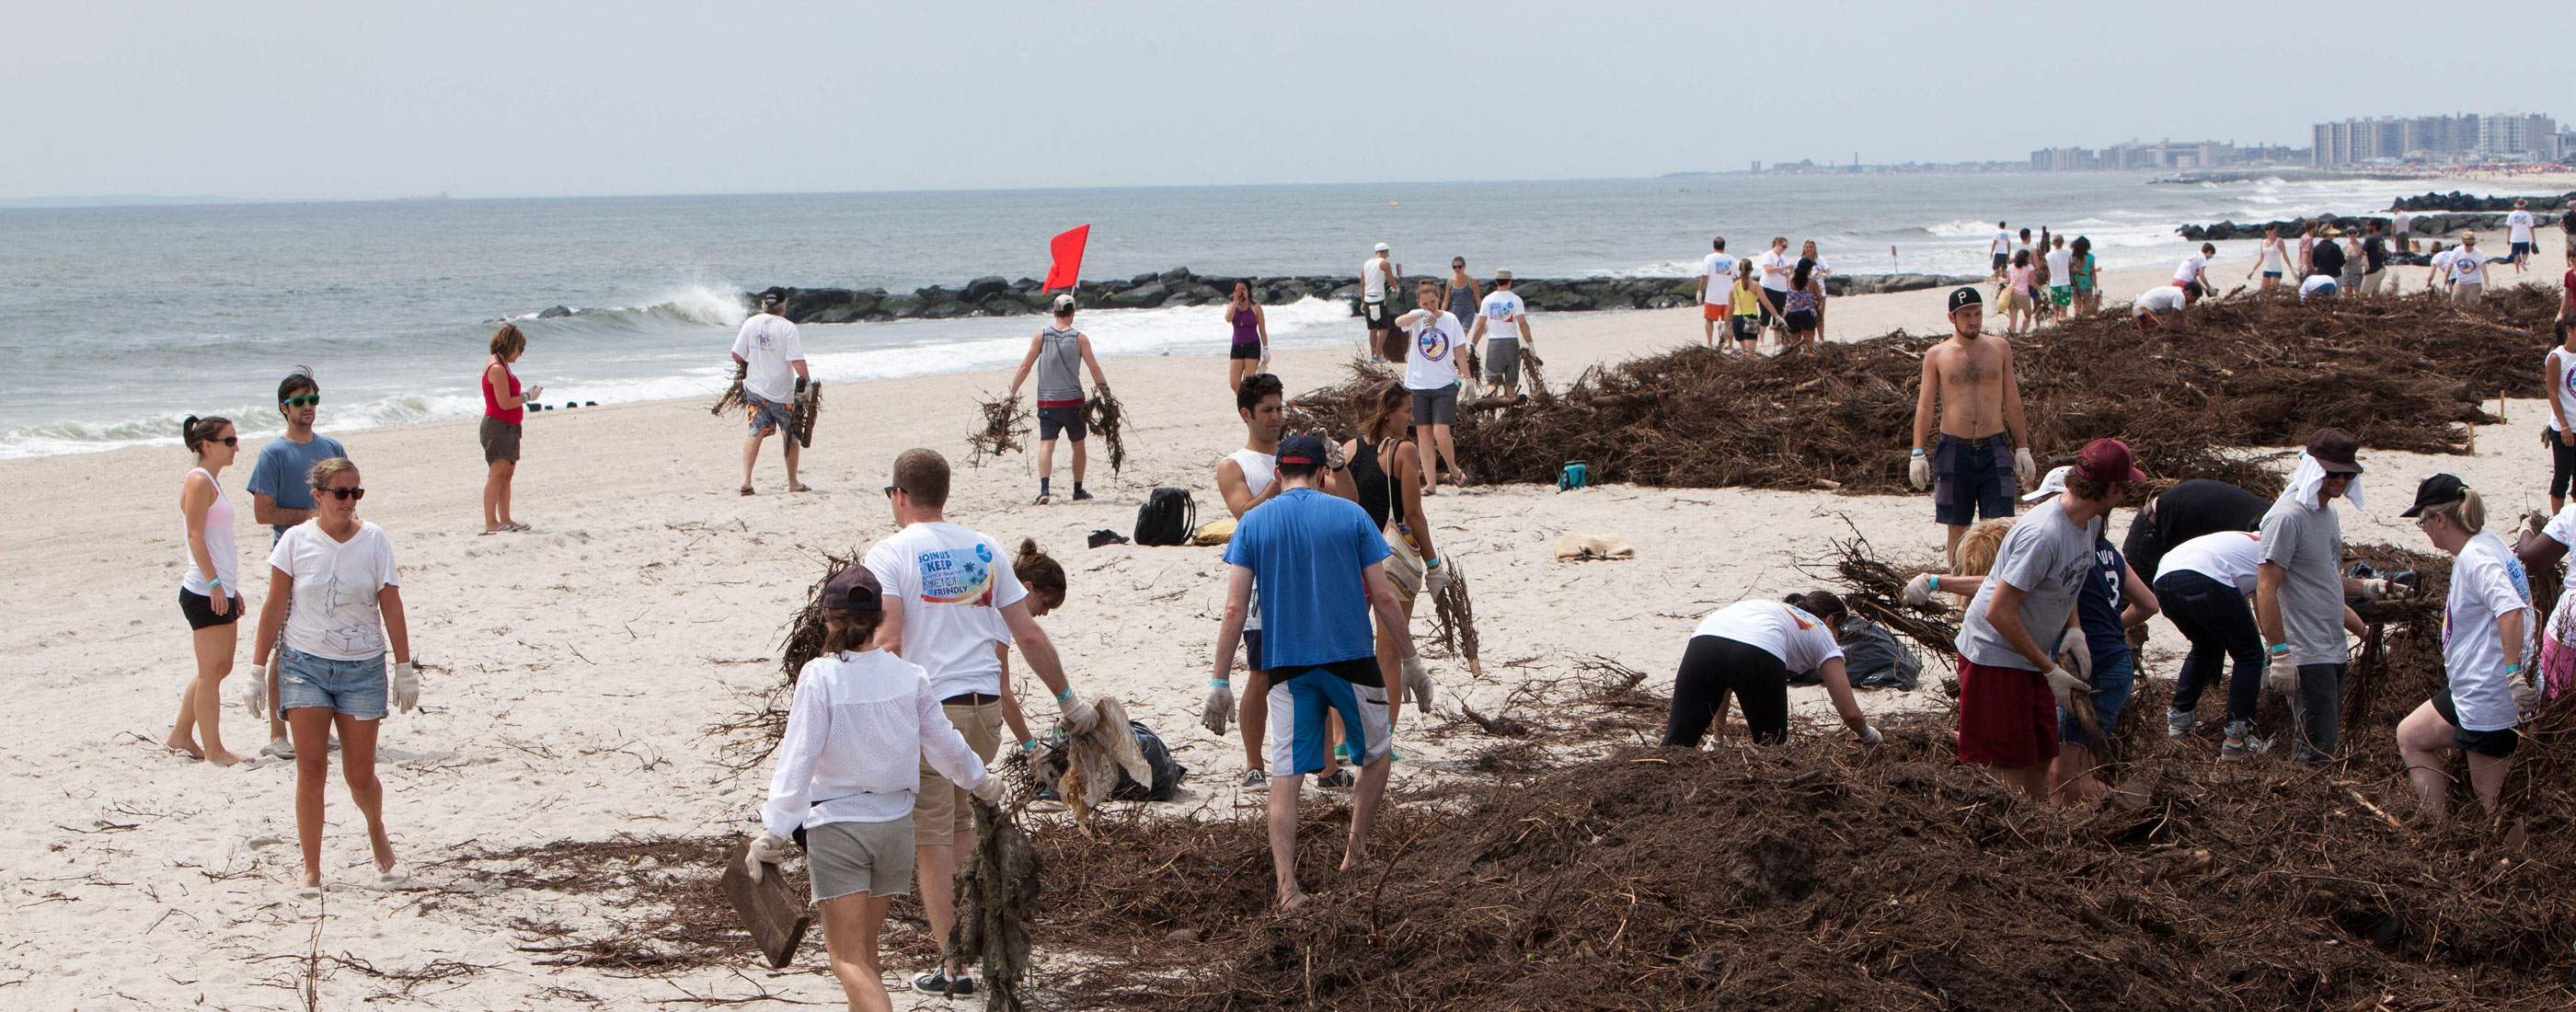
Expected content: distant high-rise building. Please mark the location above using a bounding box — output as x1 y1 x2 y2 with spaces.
2311 112 2558 165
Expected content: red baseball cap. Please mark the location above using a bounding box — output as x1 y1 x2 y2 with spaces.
2075 438 2149 484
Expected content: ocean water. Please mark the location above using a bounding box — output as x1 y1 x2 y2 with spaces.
0 173 2443 458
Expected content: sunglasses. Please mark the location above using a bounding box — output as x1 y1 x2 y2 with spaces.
214 436 239 447
322 487 365 500
282 395 321 408
883 485 900 499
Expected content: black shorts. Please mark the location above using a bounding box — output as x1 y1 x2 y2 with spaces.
1363 300 1392 330
1992 252 2009 270
1037 404 1086 443
1229 341 1262 361
1784 309 1818 332
1731 316 1759 342
1662 635 1790 746
2430 691 2519 758
181 588 244 630
1758 290 1788 325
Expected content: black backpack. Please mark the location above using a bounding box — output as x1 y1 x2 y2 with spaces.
1133 487 1195 546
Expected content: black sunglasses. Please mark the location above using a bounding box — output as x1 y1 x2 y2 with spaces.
282 395 321 408
214 436 239 447
323 487 365 500
883 485 900 499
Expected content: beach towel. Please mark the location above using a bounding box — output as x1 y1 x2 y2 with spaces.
1553 533 1635 561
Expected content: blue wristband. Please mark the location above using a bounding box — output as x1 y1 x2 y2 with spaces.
2268 643 2291 656
1053 687 1072 704
1211 679 1229 688
2504 663 2523 674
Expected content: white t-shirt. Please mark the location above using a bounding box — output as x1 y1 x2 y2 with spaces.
2507 209 2536 243
1479 290 1527 339
2549 349 2576 432
2539 504 2576 642
2430 248 2457 282
2443 531 2533 731
1696 600 1845 673
2173 253 2208 286
2044 247 2074 286
1361 257 1392 301
2134 286 2188 316
862 522 1029 699
2160 530 2262 594
1698 253 1737 305
1402 310 1466 391
730 313 806 404
1991 229 2012 256
2393 211 2413 233
2449 249 2488 286
1757 249 1795 293
2299 273 2339 301
268 520 401 661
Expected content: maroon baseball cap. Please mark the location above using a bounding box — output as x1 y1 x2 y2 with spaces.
2074 438 2150 484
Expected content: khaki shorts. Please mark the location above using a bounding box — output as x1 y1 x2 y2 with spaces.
914 700 1004 845
806 817 915 903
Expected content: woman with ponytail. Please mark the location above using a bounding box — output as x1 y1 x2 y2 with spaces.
167 415 248 765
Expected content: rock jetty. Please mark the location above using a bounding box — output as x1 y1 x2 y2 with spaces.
2179 192 2571 242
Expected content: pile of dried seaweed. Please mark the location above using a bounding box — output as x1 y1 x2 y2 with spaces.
1087 385 1129 474
969 394 1032 465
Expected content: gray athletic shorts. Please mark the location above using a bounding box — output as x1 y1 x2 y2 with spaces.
1409 383 1460 425
805 818 915 903
1482 339 1520 385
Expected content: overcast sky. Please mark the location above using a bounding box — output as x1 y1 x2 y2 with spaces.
6 1 2568 201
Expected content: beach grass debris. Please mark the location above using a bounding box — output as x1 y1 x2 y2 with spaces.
970 393 1032 465
1086 385 1128 474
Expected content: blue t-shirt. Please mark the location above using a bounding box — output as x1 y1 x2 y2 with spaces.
2078 537 2132 666
247 432 348 540
1221 487 1389 671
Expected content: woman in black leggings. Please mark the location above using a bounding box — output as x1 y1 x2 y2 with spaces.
1663 592 1880 747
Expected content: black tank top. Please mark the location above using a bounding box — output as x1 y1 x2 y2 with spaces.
1350 438 1405 531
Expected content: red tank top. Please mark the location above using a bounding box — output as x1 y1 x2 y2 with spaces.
483 358 523 424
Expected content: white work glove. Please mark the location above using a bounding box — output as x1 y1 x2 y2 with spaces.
1857 725 1883 747
1058 692 1100 734
743 832 790 883
1901 572 1939 607
2511 672 2539 718
1201 681 1235 736
1907 452 1930 490
391 661 420 714
2263 650 2298 696
524 384 545 401
1423 559 1453 596
2043 666 2087 712
2014 447 2037 487
1400 655 1434 713
2057 633 2092 684
970 772 1009 806
1312 430 1348 471
2356 578 2394 600
241 664 270 719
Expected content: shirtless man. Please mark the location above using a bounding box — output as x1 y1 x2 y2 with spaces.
1909 287 2035 563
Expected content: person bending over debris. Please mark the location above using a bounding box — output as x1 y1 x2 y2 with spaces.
2398 475 2538 823
865 448 1098 997
1661 592 1879 749
747 565 1006 1012
2122 477 2268 585
1909 287 2035 565
2153 530 2270 758
2014 467 2160 806
2255 431 2389 765
1212 435 1423 911
1951 439 2143 801
2131 281 2201 333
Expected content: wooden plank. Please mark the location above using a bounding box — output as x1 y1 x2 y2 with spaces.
719 834 810 970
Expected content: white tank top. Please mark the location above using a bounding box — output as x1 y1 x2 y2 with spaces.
181 467 238 595
2258 239 2286 272
1225 448 1276 502
2551 349 2576 432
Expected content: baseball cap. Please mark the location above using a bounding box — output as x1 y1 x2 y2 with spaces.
1275 433 1328 468
1493 268 1513 281
2306 428 2364 474
2020 465 2073 502
2398 473 2467 518
2074 438 2150 484
822 566 883 611
1948 287 1983 315
759 286 788 302
1374 242 1390 252
1052 293 1077 313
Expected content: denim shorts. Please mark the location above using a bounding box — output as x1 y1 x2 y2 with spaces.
276 644 387 720
1931 434 2017 526
2059 651 2136 746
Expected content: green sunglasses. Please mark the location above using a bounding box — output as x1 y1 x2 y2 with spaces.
282 395 321 408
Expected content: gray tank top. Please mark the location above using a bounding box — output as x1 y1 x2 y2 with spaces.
1446 282 1478 322
1036 327 1084 404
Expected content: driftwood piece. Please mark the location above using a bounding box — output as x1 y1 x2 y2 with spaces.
718 834 810 970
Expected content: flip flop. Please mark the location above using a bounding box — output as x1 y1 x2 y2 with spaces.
738 487 755 497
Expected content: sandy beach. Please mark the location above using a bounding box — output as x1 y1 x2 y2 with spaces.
2 229 2565 1009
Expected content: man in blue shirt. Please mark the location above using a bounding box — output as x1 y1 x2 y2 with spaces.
1212 435 1422 911
242 370 347 758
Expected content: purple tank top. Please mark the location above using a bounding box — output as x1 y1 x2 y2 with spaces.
1228 302 1259 345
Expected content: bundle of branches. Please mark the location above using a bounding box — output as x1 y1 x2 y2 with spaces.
708 372 748 417
1086 386 1128 474
1438 292 2545 495
969 394 1031 465
1429 563 1481 678
1798 527 1961 666
702 549 859 772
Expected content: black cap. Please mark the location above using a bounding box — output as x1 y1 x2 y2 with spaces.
822 566 883 610
2306 428 2363 474
1947 286 1983 315
759 286 789 302
2398 473 2467 518
1275 434 1328 468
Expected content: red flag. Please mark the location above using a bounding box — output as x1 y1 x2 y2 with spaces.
1043 224 1090 291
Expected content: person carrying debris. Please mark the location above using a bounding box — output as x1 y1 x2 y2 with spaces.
1659 592 1879 749
864 448 1099 997
730 286 811 496
1950 439 2144 801
1908 287 2036 565
2009 467 2160 807
1006 293 1113 504
1211 435 1424 910
2255 431 2391 765
744 565 1006 1010
2397 475 2538 823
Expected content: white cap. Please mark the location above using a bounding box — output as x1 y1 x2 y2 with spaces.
1374 242 1390 252
1051 293 1076 313
2020 465 2072 502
